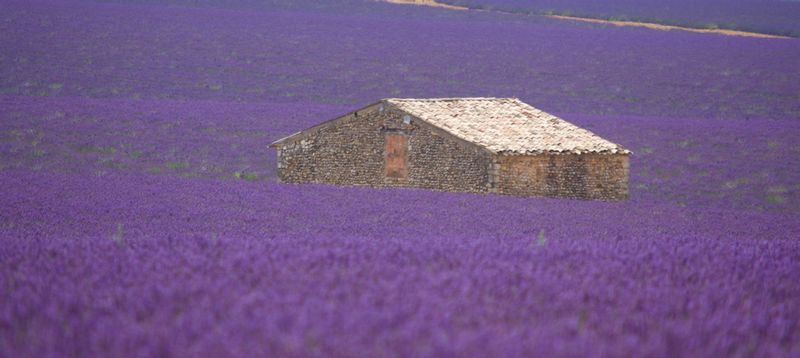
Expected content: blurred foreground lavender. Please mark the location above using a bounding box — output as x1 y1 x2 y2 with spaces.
2 169 799 356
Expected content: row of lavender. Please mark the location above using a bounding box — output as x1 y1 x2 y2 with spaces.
442 0 800 37
2 167 798 356
1 0 798 119
2 95 798 212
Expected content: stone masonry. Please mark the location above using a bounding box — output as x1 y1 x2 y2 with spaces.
271 98 630 200
493 153 629 199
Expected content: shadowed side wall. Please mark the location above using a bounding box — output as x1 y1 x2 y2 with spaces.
276 104 384 186
275 104 493 193
495 153 629 200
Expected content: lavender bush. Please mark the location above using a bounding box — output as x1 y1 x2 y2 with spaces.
2 169 799 356
1 0 799 356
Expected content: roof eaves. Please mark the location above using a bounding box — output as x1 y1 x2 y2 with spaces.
497 147 632 155
269 132 302 147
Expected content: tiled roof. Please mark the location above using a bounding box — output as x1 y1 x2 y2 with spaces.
386 98 629 154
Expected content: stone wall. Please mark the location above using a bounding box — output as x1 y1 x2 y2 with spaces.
275 102 629 200
494 153 629 200
276 103 493 193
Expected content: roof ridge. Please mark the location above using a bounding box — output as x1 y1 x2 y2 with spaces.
386 97 515 102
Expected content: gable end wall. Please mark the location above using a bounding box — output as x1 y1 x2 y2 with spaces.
276 106 493 193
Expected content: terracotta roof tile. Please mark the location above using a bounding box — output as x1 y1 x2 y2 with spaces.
386 98 629 154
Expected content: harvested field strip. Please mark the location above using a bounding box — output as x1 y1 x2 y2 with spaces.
383 0 792 39
546 15 791 39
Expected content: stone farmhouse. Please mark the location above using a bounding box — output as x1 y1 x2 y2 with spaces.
270 98 630 200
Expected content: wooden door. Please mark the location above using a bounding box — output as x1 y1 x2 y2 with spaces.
385 133 408 179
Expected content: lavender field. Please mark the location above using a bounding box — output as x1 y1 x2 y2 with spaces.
2 0 799 356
